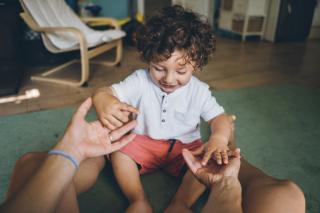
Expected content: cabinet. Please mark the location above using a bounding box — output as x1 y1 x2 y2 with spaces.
218 0 268 41
0 0 23 96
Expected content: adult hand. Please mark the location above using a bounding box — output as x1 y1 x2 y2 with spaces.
54 97 137 163
182 148 241 187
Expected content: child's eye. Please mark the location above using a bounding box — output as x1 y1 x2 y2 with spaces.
154 66 164 71
177 70 186 75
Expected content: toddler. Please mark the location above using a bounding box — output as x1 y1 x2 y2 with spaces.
93 5 233 212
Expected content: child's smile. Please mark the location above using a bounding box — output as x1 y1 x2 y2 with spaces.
149 50 195 93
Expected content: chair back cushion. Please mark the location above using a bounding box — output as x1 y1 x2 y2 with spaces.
21 0 125 50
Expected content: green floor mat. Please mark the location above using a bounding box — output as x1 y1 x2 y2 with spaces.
0 84 319 212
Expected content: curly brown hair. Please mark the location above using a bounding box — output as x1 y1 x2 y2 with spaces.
136 5 215 70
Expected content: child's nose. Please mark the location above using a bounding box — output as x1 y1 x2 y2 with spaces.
164 73 174 84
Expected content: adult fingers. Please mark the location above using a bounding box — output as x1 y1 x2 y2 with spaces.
182 149 199 174
74 97 92 120
107 133 136 154
227 148 241 158
109 120 137 141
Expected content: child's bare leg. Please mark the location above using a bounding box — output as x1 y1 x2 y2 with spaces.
111 151 152 213
6 151 105 213
238 158 305 213
164 170 206 213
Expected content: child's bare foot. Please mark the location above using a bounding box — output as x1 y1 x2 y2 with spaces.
125 200 152 213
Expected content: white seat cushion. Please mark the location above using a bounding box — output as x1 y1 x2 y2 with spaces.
21 0 125 50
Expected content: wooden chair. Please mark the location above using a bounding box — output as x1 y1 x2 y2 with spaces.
20 0 125 86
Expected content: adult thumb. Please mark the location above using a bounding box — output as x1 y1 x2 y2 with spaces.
74 97 92 120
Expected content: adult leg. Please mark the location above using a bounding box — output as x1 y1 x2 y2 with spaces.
238 158 305 213
164 170 206 213
111 151 152 213
6 151 105 213
228 129 305 213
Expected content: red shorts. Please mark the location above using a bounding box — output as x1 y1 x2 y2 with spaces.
119 134 203 177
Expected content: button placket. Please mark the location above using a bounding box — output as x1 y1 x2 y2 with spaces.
161 94 168 125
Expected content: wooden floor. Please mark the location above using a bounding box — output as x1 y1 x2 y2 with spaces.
1 37 319 116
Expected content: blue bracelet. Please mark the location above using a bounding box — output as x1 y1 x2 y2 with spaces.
48 150 80 169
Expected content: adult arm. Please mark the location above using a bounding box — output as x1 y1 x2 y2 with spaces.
0 97 137 213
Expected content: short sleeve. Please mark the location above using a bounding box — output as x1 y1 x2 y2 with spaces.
111 70 145 106
200 87 225 122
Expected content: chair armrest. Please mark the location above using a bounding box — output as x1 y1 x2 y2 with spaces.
81 17 120 30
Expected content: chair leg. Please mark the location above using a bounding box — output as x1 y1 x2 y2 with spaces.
79 42 90 85
93 40 123 67
31 60 87 87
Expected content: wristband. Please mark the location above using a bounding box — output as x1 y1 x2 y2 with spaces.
48 150 80 169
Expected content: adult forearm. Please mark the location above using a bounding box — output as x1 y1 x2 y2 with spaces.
202 177 242 213
0 155 76 213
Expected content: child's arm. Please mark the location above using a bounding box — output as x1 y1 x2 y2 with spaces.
92 86 139 130
201 113 234 165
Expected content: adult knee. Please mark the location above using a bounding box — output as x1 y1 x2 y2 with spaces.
274 180 305 207
244 178 305 213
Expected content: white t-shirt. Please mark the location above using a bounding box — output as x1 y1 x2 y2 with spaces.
111 69 224 144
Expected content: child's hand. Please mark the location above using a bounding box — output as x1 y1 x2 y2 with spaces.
94 93 139 130
183 148 241 187
193 136 230 166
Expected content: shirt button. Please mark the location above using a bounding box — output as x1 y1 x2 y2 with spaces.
163 109 166 113
161 119 165 123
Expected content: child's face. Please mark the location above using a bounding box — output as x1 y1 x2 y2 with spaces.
149 50 195 94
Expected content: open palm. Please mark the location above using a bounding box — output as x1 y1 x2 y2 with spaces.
182 148 241 187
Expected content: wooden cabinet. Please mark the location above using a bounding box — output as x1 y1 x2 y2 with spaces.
219 0 268 41
0 0 23 96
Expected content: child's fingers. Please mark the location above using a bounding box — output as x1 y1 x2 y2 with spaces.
120 103 139 114
106 115 124 128
101 118 116 130
202 149 215 166
213 151 222 165
113 110 130 123
221 150 229 164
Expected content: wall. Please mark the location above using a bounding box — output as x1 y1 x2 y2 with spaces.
87 0 129 19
